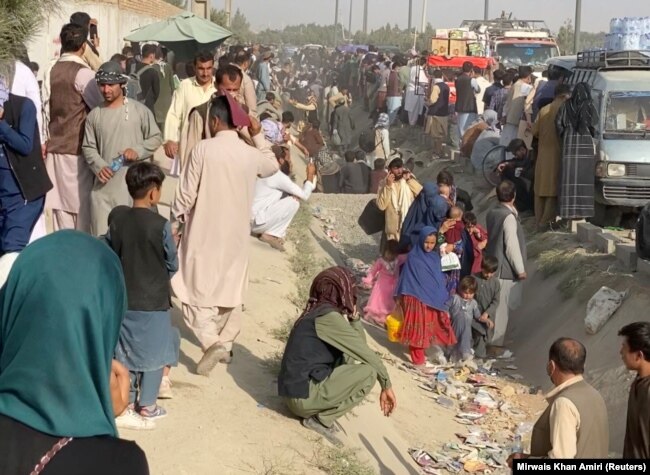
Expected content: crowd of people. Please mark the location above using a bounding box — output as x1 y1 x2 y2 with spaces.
0 9 648 473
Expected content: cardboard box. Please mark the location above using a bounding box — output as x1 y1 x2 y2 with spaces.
431 38 449 55
433 29 449 39
449 39 468 56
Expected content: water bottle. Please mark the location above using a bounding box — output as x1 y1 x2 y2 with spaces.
511 434 523 454
110 155 124 172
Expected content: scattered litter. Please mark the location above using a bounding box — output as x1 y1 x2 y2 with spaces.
256 403 266 409
463 460 488 472
504 364 518 370
436 396 455 409
265 277 282 284
498 350 514 359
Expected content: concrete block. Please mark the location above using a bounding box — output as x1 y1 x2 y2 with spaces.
637 257 650 276
595 232 618 255
569 219 586 233
449 149 461 161
576 222 602 243
616 244 638 272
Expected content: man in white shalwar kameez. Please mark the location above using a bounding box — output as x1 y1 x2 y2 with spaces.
171 93 278 377
251 145 317 252
403 57 429 126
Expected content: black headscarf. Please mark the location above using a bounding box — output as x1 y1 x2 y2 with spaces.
563 82 599 136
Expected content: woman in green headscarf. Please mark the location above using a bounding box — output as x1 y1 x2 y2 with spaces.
0 230 149 474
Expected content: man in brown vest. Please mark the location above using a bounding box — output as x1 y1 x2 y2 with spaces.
509 338 609 464
44 23 103 231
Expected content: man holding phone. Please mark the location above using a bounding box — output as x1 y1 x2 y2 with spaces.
70 12 103 71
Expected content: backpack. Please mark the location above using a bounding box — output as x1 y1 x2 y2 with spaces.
126 64 153 102
636 202 650 260
358 128 384 155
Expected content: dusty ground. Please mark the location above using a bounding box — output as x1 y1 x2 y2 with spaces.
130 108 645 474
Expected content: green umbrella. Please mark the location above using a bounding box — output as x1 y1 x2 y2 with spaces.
125 12 232 60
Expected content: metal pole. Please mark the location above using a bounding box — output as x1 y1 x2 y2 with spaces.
484 0 489 20
408 0 413 31
334 0 339 46
348 0 353 36
224 0 232 27
363 0 368 34
574 0 582 53
421 0 427 34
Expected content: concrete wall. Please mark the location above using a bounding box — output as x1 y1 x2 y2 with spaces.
27 0 183 77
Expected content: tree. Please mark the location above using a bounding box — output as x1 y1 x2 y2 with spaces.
162 0 185 8
230 8 252 43
556 19 606 55
210 8 228 28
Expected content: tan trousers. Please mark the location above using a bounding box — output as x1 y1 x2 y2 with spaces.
535 195 557 227
51 209 90 233
181 304 240 352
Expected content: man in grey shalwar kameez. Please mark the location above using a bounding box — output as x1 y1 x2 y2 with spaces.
82 61 163 235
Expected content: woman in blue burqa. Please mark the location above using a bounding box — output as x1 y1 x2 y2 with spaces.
399 171 474 277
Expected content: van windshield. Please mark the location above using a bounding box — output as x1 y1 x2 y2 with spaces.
496 43 558 71
605 92 650 135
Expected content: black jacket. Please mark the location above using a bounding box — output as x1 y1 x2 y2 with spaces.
2 94 52 201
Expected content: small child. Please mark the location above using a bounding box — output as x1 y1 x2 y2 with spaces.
444 206 465 245
104 162 180 430
472 256 500 358
443 206 466 295
395 226 457 369
362 240 405 326
463 211 488 275
448 276 481 362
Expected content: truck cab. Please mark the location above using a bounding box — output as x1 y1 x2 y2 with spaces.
549 50 650 224
460 18 560 73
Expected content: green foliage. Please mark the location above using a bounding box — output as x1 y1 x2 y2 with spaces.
210 8 228 28
0 0 60 70
556 18 606 54
162 0 185 8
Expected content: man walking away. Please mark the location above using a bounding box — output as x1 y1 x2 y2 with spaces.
426 70 450 159
153 46 176 136
485 180 526 350
171 94 278 377
455 61 480 137
533 84 571 231
509 338 608 463
134 44 160 115
44 23 103 232
619 322 650 458
483 70 504 112
339 151 368 194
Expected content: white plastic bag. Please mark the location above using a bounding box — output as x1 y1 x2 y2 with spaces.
441 252 461 272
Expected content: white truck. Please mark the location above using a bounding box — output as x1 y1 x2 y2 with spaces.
459 15 561 72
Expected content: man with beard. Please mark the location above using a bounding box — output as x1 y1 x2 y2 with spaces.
163 51 216 165
376 156 422 245
251 145 316 252
82 61 162 235
179 65 244 167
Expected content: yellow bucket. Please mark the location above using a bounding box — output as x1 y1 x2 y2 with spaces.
386 314 403 343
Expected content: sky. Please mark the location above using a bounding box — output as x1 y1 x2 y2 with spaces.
214 0 650 34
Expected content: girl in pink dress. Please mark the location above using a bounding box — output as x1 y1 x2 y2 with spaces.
362 240 405 326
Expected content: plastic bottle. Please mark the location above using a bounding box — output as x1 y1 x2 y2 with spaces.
511 434 523 454
110 155 125 172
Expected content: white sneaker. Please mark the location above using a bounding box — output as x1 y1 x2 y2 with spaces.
116 407 156 431
158 376 173 399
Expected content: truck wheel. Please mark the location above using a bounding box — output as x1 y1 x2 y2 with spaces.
589 202 622 228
